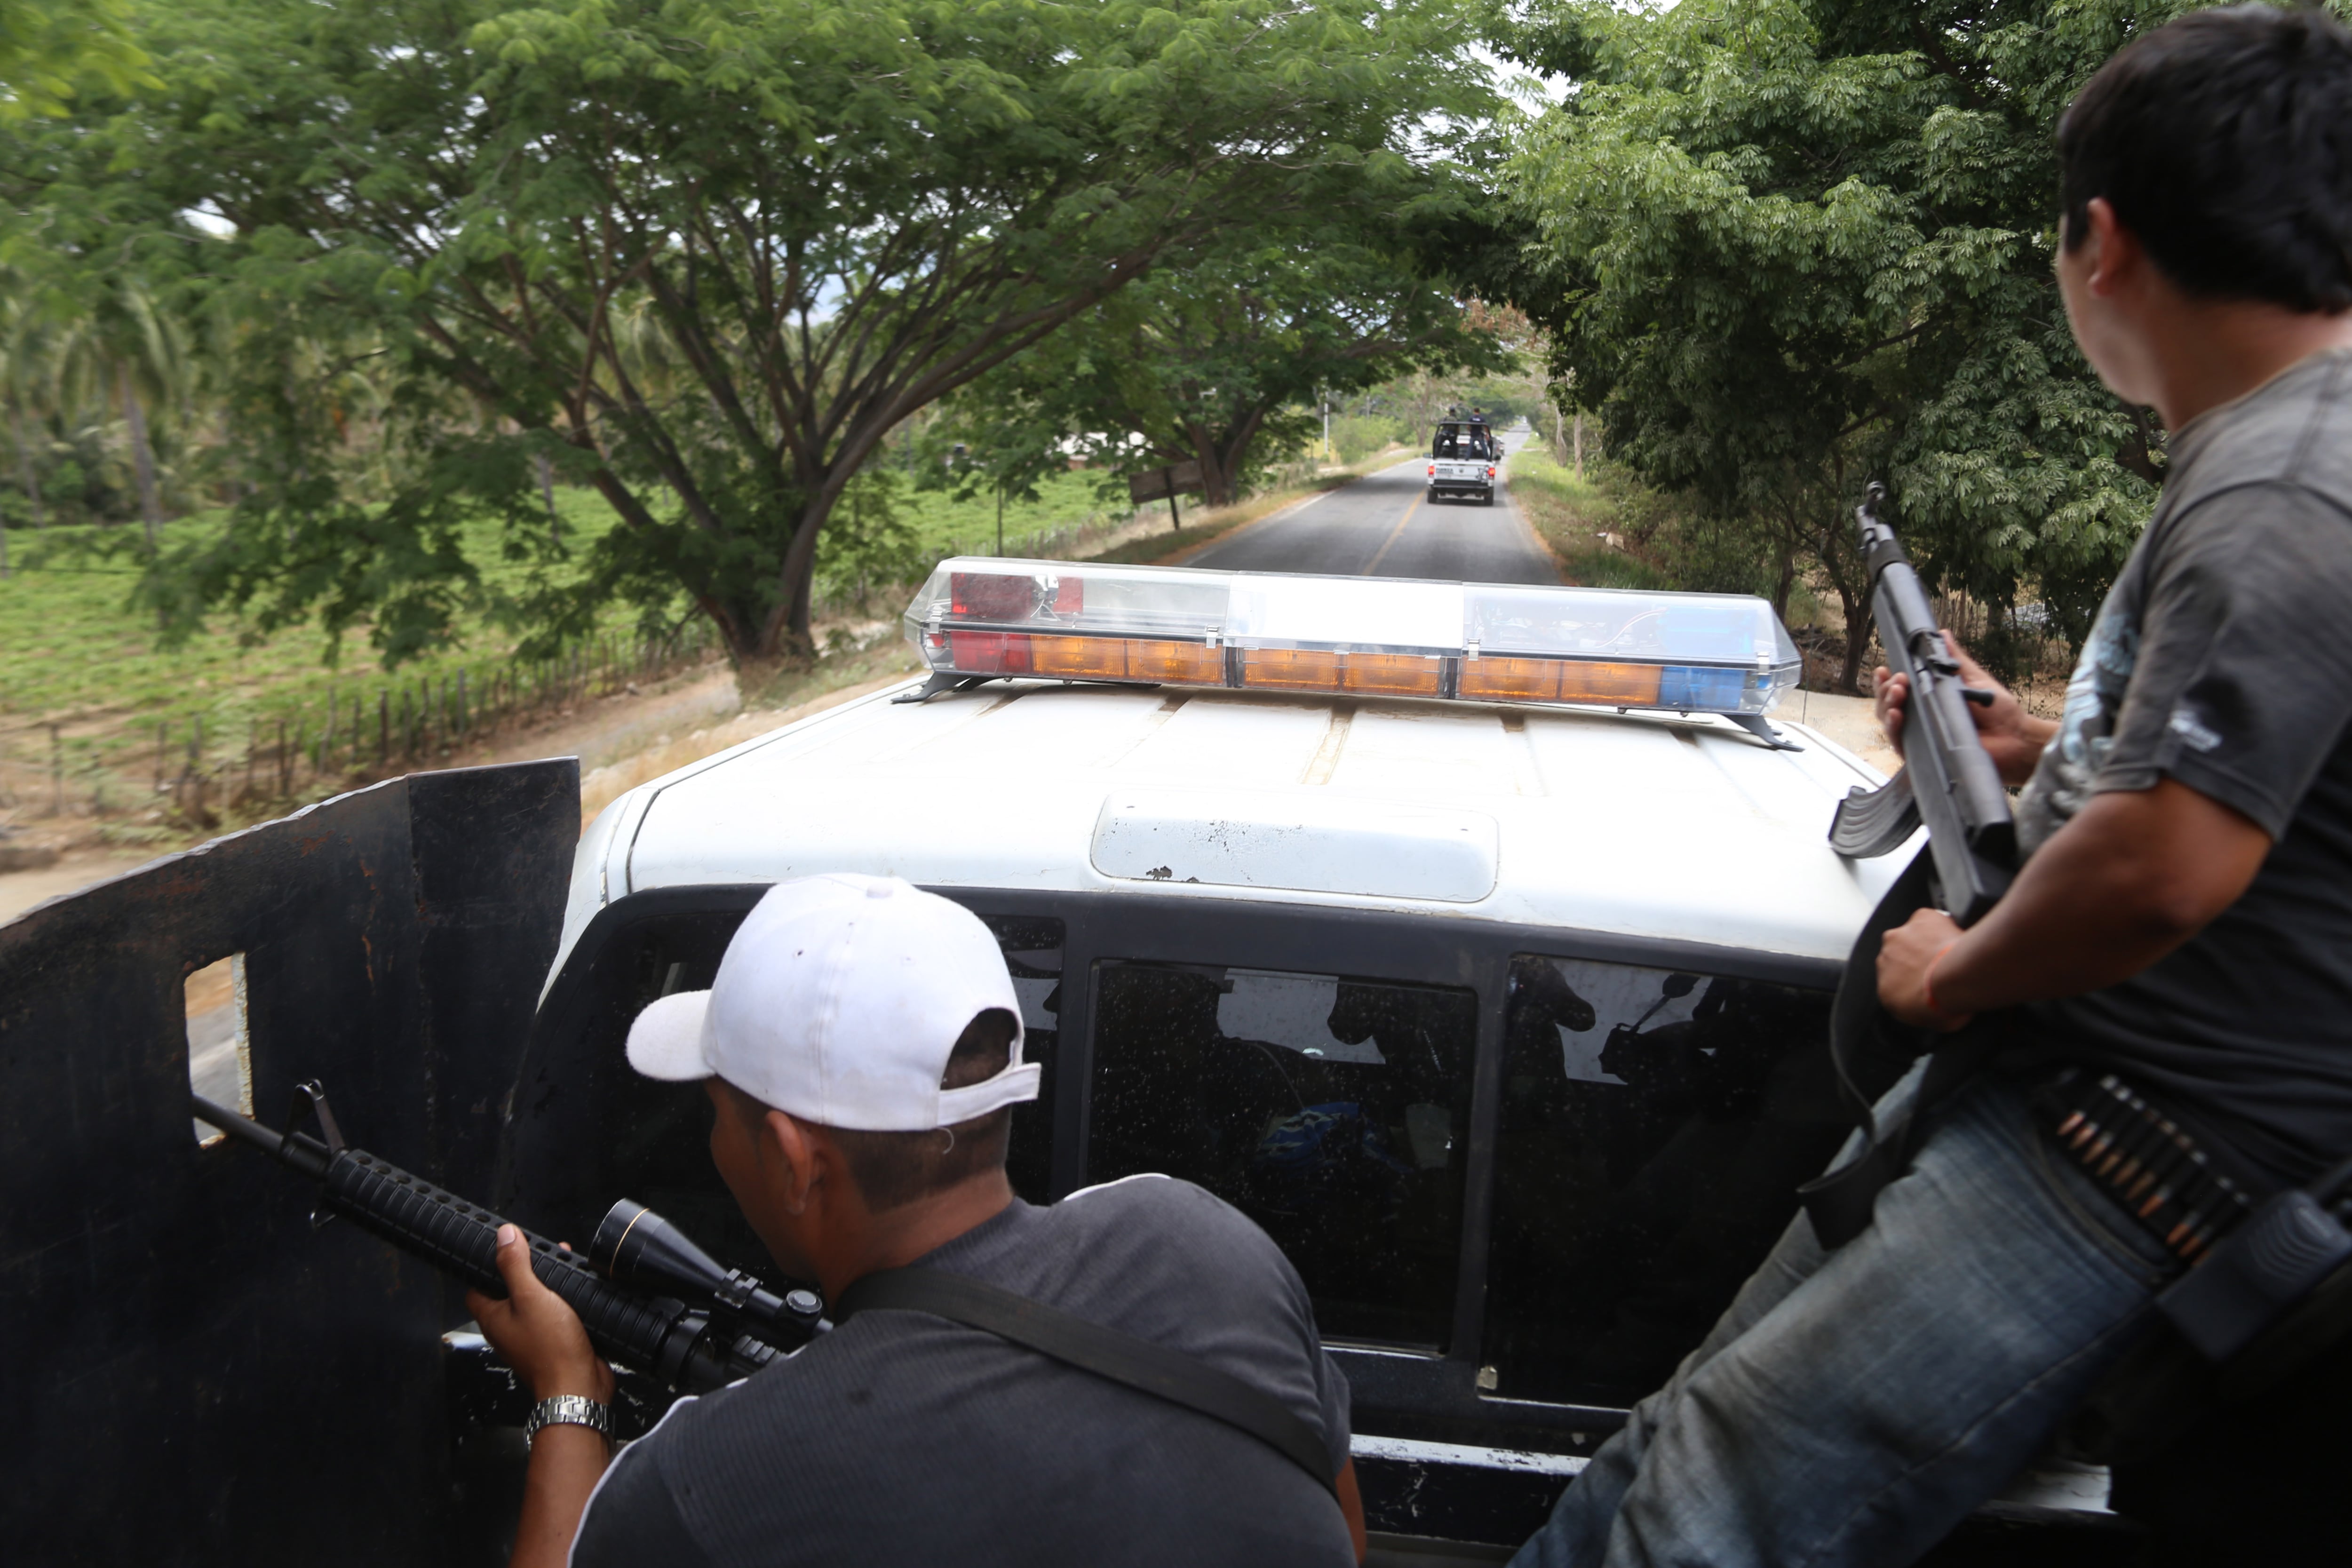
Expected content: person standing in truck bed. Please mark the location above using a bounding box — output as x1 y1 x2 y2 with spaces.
1512 9 2352 1565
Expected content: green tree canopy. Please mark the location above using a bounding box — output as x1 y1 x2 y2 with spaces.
1496 0 2244 685
939 231 1512 512
0 0 149 119
10 0 1487 679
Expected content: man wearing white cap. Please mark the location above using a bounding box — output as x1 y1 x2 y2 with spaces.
468 872 1368 1568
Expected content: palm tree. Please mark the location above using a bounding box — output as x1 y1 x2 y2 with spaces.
49 273 187 551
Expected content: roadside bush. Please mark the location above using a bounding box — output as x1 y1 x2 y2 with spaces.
1331 414 1414 464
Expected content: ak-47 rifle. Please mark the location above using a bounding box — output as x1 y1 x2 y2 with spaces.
194 1082 821 1394
1827 482 2016 922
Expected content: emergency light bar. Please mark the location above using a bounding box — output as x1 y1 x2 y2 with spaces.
900 559 1804 736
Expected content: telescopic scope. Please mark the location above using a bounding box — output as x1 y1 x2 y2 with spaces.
590 1198 823 1333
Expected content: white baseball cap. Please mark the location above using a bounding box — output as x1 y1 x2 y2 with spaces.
624 874 1039 1131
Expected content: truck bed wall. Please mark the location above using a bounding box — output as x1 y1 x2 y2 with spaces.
0 761 577 1566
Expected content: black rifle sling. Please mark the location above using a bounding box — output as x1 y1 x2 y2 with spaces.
1799 846 1994 1250
834 1266 1339 1499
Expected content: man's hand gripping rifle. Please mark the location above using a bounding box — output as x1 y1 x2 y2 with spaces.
1828 482 2017 921
192 1083 820 1395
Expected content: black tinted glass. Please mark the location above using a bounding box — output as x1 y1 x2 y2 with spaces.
1087 960 1476 1348
1486 955 1837 1407
983 914 1063 1205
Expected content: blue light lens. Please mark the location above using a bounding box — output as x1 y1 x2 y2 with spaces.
1658 665 1749 709
1655 605 1759 660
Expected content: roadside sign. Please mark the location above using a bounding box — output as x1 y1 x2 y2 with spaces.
1127 460 1205 504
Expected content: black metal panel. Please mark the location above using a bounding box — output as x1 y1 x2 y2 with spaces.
0 761 576 1567
409 765 580 1204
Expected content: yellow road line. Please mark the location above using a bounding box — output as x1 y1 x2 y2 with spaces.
1365 488 1423 574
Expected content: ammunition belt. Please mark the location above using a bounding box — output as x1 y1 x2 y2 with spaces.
2038 1069 2257 1265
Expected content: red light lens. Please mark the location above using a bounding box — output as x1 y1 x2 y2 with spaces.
950 573 1039 621
946 630 1033 673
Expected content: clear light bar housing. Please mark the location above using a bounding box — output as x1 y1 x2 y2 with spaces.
902 560 1803 717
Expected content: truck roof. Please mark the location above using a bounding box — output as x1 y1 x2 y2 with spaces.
553 676 1908 985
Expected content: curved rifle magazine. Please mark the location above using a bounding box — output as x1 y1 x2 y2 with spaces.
1828 768 1921 860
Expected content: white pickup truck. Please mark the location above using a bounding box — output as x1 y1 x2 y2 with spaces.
1427 420 1498 506
519 559 2132 1562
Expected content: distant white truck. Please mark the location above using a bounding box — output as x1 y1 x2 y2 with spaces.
1426 419 1497 506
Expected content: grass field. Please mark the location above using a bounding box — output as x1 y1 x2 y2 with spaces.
0 470 1120 826
897 468 1125 558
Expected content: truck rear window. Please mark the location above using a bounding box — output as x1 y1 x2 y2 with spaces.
1486 955 1836 1407
1084 960 1477 1350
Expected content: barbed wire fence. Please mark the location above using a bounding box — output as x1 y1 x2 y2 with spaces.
0 492 1267 839
0 622 724 832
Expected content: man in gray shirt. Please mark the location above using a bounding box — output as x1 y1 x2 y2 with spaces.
1514 9 2352 1566
467 873 1366 1567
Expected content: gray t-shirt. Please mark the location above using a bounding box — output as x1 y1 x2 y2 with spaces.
2018 347 2352 1181
569 1175 1354 1568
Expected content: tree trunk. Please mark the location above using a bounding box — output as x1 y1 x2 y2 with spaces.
1196 449 1235 509
12 408 41 528
1770 546 1796 625
119 364 162 549
1573 412 1585 479
1835 575 1867 694
536 451 560 531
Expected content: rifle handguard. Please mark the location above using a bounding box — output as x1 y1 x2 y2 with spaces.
194 1087 789 1394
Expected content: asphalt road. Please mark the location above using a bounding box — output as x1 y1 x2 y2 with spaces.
1187 427 1558 584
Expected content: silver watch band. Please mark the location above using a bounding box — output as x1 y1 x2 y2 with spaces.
523 1393 612 1448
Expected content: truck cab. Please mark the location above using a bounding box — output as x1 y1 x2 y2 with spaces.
1428 421 1498 506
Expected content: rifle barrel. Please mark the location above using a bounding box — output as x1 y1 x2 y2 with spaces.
193 1093 288 1158
191 1089 788 1393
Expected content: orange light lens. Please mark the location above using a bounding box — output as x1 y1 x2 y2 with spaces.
1028 635 1223 684
1459 658 1664 706
1457 656 1559 701
1241 648 1443 697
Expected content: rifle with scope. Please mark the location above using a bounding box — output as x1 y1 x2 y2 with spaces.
193 1082 822 1395
1827 481 2017 923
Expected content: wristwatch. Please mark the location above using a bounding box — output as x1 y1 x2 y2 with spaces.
523 1393 612 1449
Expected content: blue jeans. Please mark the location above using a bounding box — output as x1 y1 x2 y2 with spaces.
1511 1067 2182 1568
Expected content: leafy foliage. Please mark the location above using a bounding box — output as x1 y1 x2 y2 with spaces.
1497 0 2242 684
5 0 1486 675
0 0 150 119
936 231 1513 510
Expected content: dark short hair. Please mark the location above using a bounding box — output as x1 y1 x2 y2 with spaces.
2058 5 2352 312
729 1008 1020 1213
